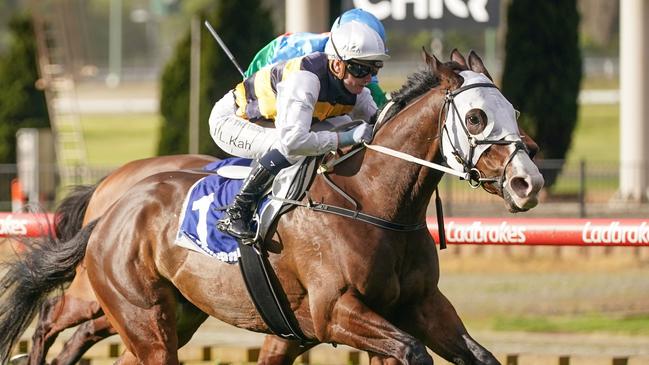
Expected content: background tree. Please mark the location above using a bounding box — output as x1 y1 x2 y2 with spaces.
158 0 274 156
501 0 582 188
0 13 50 163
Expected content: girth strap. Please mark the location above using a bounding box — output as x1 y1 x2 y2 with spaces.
237 242 314 344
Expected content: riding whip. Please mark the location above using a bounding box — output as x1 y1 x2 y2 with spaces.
204 20 245 79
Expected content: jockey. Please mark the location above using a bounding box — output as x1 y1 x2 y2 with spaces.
245 8 389 107
209 19 389 240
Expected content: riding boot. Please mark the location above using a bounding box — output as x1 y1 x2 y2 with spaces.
218 163 275 239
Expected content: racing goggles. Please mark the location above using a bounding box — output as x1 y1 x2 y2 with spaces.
346 60 383 78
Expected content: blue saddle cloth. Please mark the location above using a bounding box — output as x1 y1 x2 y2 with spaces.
176 158 271 263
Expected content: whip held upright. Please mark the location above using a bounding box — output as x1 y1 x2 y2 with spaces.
204 20 245 79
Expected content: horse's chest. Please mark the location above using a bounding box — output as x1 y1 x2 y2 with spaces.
352 266 403 309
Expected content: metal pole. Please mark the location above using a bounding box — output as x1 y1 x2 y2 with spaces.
579 159 586 218
107 0 122 87
285 0 329 33
189 16 201 154
484 28 497 72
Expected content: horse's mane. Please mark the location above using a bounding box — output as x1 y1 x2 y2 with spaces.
375 61 466 123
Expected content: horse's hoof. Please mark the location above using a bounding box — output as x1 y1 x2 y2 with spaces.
8 354 28 365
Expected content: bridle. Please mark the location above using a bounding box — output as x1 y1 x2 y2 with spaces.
438 82 529 191
322 79 531 192
303 76 531 238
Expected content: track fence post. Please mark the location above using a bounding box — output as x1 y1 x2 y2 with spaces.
506 354 518 365
18 340 28 353
612 357 628 365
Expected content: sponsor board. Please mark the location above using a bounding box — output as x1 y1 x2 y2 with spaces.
2 212 648 246
427 217 649 246
0 213 54 238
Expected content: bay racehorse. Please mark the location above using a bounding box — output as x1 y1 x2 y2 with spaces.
1 49 543 365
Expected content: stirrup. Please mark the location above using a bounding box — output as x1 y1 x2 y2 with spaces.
216 218 231 232
218 215 256 240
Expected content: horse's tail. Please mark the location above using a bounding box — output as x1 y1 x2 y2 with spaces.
0 183 100 363
54 182 100 241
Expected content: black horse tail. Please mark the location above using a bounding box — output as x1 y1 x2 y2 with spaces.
55 182 101 241
0 183 101 363
0 220 98 363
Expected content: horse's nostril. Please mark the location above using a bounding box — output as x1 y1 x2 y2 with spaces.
510 176 530 197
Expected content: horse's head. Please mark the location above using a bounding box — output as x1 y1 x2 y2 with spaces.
424 49 544 212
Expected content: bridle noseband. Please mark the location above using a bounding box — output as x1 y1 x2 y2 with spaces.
439 82 529 191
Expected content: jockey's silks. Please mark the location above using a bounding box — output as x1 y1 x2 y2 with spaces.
234 52 356 123
245 32 330 77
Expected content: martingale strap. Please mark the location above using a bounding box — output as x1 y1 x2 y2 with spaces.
310 203 428 231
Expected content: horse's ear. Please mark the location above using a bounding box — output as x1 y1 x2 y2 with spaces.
421 46 441 74
450 48 467 68
421 47 434 65
468 50 493 81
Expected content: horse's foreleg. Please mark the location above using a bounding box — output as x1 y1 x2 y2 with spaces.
257 335 316 365
313 291 432 365
49 316 116 365
28 295 103 365
407 288 500 365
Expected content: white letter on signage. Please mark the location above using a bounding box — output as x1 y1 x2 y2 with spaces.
429 0 443 18
445 0 469 18
468 0 489 22
392 0 428 20
353 0 391 20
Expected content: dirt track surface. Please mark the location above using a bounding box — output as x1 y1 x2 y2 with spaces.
4 238 649 360
185 318 649 357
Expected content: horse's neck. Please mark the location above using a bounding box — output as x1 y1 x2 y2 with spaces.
347 93 445 222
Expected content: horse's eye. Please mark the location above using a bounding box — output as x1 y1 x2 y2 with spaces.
466 108 487 135
467 115 479 125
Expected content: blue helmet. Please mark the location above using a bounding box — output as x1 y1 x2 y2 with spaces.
334 8 386 45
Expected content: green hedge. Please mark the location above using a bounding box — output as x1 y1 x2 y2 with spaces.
158 0 274 157
0 13 50 163
501 0 582 187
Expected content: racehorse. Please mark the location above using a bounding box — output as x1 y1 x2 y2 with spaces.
1 49 543 365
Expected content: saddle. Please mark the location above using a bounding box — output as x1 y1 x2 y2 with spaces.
174 156 318 262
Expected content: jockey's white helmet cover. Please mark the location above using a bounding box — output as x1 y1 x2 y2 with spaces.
325 20 389 61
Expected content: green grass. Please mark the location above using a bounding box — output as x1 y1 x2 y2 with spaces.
491 313 649 335
566 104 619 164
551 103 619 195
80 113 162 166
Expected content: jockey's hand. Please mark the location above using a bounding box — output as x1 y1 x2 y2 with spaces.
337 122 373 147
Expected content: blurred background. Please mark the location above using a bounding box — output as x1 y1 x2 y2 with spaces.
0 0 631 216
0 0 648 364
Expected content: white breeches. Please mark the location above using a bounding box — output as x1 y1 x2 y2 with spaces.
209 92 280 161
209 92 355 164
